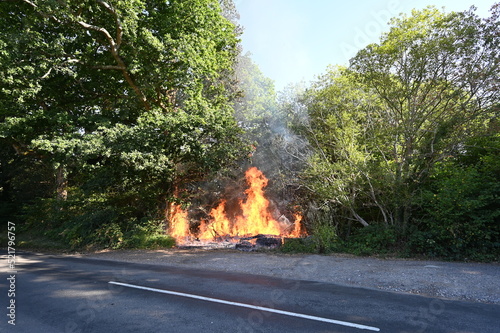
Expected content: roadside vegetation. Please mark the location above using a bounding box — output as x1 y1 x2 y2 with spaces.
1 1 498 261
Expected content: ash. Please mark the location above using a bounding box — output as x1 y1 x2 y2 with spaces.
176 234 284 251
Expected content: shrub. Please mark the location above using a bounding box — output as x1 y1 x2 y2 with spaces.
20 193 176 250
281 237 316 253
122 219 175 249
409 160 500 261
312 222 341 253
345 224 398 256
94 223 124 249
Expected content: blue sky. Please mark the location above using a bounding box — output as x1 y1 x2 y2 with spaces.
235 0 495 91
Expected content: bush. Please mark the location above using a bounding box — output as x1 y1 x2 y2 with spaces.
312 222 341 253
20 193 176 250
122 219 175 249
281 237 316 253
345 224 398 256
94 223 124 249
409 158 500 261
281 220 341 254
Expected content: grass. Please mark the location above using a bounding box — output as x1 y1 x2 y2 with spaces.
0 229 176 253
1 230 68 252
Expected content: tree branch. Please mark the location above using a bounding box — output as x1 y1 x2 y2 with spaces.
97 0 123 51
14 0 150 109
92 65 125 70
349 207 370 227
17 0 62 23
77 15 150 110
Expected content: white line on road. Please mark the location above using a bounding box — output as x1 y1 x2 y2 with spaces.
109 281 380 331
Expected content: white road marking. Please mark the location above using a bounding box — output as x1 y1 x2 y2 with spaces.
109 281 380 331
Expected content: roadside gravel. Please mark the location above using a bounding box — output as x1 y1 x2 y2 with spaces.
81 249 500 304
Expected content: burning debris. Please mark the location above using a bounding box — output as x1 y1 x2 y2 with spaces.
168 167 305 250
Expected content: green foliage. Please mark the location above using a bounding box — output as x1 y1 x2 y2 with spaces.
22 193 176 250
280 229 341 254
302 6 500 234
2 1 499 259
311 222 340 254
409 135 500 261
93 223 124 249
296 6 499 260
0 0 248 248
22 194 114 249
281 215 340 254
345 225 398 256
280 237 316 253
302 67 388 228
234 53 278 134
121 220 176 249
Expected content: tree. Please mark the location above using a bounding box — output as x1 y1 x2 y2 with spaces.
233 52 277 135
349 6 499 230
302 67 388 229
0 0 247 247
303 6 500 232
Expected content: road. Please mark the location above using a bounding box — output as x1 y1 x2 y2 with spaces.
1 251 499 332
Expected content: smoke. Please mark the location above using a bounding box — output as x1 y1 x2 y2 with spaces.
245 81 311 216
184 56 311 229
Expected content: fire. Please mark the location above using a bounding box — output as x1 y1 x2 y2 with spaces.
168 167 305 244
198 200 232 239
168 203 190 242
289 213 303 238
234 167 282 236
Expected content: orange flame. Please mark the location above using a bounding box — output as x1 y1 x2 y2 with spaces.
169 167 305 243
289 213 303 238
198 200 233 239
234 167 282 236
168 203 190 243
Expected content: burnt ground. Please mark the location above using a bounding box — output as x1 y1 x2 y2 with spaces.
73 248 500 305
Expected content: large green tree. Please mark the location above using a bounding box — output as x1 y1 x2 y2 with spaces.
302 67 382 228
0 0 246 246
303 6 499 232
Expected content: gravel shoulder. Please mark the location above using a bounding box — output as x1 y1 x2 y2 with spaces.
79 249 500 304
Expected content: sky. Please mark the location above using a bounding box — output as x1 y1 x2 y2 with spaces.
234 0 495 91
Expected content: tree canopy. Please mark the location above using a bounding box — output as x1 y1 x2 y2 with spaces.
0 0 248 247
301 5 499 237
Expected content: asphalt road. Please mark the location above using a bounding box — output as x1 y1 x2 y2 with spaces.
1 251 499 333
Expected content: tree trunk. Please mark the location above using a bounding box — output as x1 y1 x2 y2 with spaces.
350 207 370 227
55 165 68 201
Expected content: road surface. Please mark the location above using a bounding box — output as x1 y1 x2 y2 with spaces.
1 251 498 332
